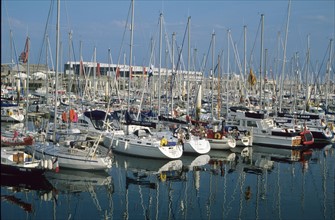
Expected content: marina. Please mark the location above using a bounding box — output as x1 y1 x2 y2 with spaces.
1 136 334 219
1 0 335 219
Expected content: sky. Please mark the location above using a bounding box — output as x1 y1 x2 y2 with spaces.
1 0 334 78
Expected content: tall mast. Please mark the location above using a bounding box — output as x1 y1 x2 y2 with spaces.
325 39 333 109
226 29 230 115
93 46 97 101
211 31 215 119
186 16 191 117
259 14 264 110
278 0 291 113
171 32 176 117
158 13 163 117
243 25 247 105
128 0 134 112
46 35 49 104
68 31 72 94
25 37 30 130
305 34 310 112
217 54 221 119
53 0 60 143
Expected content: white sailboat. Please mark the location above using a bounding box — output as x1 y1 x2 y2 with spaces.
174 126 211 154
26 0 112 171
108 1 183 159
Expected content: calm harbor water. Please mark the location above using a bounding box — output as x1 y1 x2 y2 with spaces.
1 122 334 220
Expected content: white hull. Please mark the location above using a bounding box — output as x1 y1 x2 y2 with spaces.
183 137 211 154
26 142 112 171
207 137 236 150
252 134 300 148
112 135 183 159
236 136 253 147
1 107 25 123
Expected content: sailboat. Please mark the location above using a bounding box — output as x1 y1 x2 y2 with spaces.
107 1 183 159
25 0 112 171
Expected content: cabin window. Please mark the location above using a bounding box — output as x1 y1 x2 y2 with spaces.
78 119 88 124
247 120 257 127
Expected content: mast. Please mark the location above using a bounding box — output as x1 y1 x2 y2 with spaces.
171 32 176 117
325 39 333 110
158 13 163 117
53 0 60 143
93 46 97 101
126 0 134 135
186 16 191 117
278 0 291 113
264 48 268 109
46 35 49 104
217 54 221 119
128 0 134 113
226 29 230 115
25 37 30 130
211 31 215 119
305 34 310 112
259 14 264 110
243 25 247 106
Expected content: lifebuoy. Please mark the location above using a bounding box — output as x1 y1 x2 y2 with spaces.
214 132 221 139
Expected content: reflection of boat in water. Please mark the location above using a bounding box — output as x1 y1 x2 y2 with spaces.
113 152 183 175
1 194 33 213
234 145 314 175
1 172 54 192
250 145 313 164
208 150 236 162
1 171 55 213
113 151 186 184
44 169 113 193
181 154 211 171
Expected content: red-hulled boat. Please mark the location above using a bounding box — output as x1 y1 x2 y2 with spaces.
300 129 314 146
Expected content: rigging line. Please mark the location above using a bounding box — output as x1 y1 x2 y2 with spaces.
145 13 164 68
3 1 22 66
199 35 213 76
248 16 262 67
147 16 160 67
169 18 190 95
306 43 330 104
116 1 132 66
36 0 55 71
162 16 174 67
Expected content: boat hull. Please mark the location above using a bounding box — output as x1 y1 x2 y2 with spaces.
112 136 183 159
26 143 112 171
1 164 45 176
207 137 236 150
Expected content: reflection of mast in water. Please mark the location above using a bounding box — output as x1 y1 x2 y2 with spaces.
321 145 333 219
238 146 275 219
206 149 237 219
